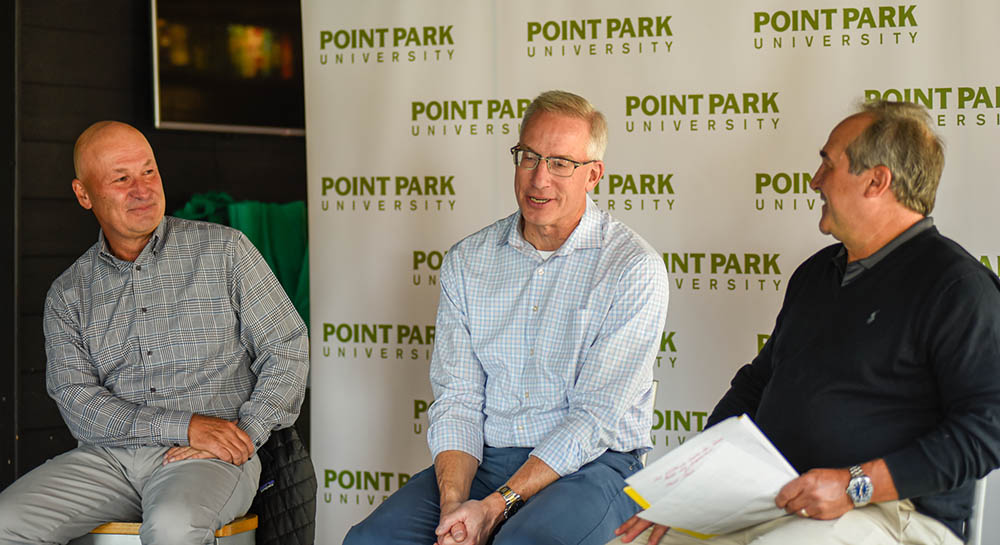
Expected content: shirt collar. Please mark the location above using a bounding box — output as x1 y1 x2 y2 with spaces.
503 198 604 259
834 216 934 284
97 218 167 268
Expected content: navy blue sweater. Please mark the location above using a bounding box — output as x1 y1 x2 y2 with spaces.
710 227 1000 539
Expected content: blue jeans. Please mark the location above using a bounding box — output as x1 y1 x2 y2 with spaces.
344 447 643 545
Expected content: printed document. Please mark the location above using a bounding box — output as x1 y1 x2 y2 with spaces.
624 414 799 537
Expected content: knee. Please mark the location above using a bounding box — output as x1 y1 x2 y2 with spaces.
0 490 35 541
494 526 559 545
140 502 217 545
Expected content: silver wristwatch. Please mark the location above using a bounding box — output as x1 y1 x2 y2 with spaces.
497 485 524 519
846 465 873 507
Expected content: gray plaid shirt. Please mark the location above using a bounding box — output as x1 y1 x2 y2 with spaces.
44 216 309 449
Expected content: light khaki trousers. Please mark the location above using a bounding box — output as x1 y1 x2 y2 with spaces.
607 501 962 545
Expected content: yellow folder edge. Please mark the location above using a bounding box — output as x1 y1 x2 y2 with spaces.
623 486 650 509
622 487 717 541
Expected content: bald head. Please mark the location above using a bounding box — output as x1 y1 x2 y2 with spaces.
73 121 150 182
70 121 165 261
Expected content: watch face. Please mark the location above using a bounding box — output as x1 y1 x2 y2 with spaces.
849 477 873 504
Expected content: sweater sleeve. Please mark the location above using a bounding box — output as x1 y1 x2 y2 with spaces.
882 269 1000 499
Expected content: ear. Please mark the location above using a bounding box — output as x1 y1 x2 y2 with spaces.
584 161 604 192
72 178 93 210
864 165 892 199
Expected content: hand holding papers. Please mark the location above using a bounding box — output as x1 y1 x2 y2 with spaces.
624 415 798 538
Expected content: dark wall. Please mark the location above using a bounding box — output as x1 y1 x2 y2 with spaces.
8 0 307 488
2 1 19 489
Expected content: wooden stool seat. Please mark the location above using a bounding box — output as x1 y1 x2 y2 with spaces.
68 514 257 545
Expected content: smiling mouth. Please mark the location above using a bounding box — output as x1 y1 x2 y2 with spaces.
528 197 550 204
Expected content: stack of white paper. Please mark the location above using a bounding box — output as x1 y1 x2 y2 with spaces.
624 414 799 538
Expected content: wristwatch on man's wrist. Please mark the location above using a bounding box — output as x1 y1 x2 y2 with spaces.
846 465 873 507
496 485 524 519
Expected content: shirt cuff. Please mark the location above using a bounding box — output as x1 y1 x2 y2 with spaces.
158 409 193 447
428 418 484 463
531 428 590 477
239 415 272 449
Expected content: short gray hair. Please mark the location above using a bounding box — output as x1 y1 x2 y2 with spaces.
521 90 608 160
846 101 944 215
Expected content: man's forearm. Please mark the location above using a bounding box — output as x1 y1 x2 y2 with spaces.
502 455 560 501
861 458 899 503
435 450 480 506
476 455 561 523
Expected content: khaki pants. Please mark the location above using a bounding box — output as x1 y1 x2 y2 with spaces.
0 445 260 545
607 500 962 545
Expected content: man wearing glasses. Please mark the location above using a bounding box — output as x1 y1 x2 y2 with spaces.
345 90 669 545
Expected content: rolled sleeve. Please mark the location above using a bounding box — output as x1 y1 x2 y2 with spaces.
427 249 487 463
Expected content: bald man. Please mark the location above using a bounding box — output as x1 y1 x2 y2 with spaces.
0 122 309 544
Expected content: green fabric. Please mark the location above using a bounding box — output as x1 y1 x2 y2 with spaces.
228 201 310 329
173 192 235 224
174 193 309 328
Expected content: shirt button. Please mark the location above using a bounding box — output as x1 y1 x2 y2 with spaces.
150 387 156 393
141 308 147 313
146 351 152 356
173 442 180 447
518 426 524 431
532 305 538 312
135 265 141 271
529 349 534 356
524 392 529 398
537 269 544 276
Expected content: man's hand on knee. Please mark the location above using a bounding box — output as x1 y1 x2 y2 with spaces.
162 446 218 465
188 414 255 465
434 496 504 545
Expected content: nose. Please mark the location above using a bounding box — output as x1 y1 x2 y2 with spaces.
130 176 156 199
809 166 823 190
529 161 551 187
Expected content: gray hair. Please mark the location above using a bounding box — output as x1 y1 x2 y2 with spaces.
521 90 608 160
846 100 945 215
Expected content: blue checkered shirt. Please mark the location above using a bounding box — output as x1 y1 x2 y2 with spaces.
427 199 669 476
44 216 309 449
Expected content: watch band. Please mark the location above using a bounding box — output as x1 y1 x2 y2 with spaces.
497 485 524 519
846 465 873 507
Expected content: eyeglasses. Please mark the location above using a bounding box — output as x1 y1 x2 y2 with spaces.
510 146 597 178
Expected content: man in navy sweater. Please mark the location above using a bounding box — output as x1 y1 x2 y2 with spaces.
612 102 1000 545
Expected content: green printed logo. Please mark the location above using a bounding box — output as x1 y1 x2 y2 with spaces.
624 93 781 134
317 25 455 66
412 250 447 287
754 172 819 212
322 468 412 506
758 333 771 354
663 252 784 293
753 5 918 50
590 173 676 213
524 16 674 59
318 175 456 214
410 98 531 137
981 256 1000 276
413 399 432 435
650 407 707 449
865 87 1000 128
657 331 678 369
320 322 436 362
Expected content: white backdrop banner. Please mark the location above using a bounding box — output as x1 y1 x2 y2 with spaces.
301 1 1000 542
